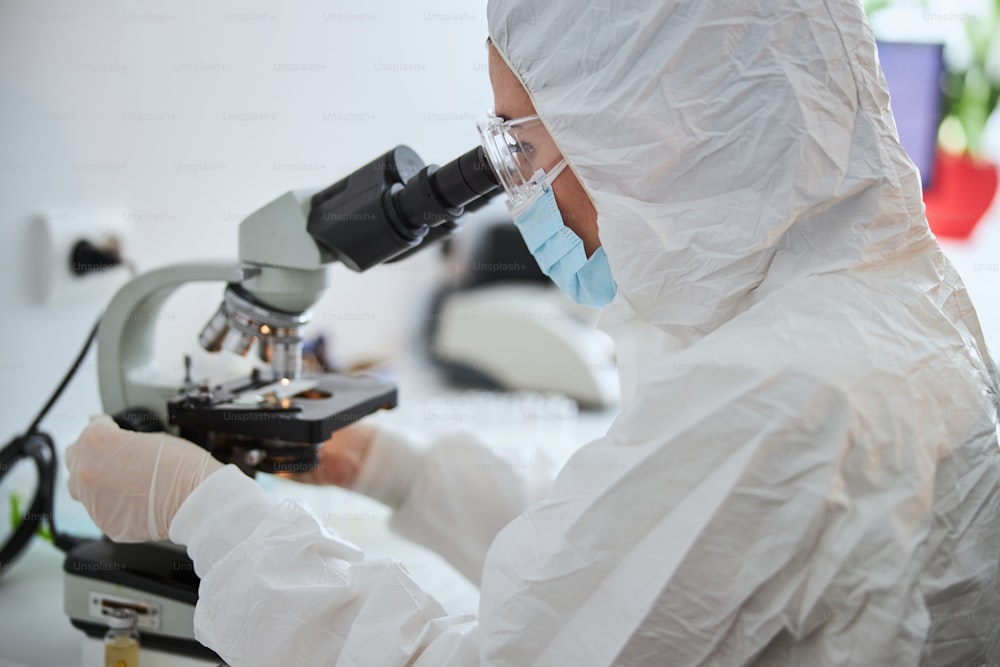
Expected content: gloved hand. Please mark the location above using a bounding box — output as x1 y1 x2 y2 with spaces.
66 415 224 542
277 421 376 487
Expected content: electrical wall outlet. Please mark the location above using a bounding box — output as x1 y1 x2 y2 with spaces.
31 210 131 305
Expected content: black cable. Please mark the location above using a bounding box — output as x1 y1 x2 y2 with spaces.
0 432 63 567
26 316 101 436
0 314 102 575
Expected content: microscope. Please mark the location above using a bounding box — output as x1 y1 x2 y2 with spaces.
62 145 500 660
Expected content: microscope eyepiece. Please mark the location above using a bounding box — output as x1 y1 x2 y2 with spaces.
430 146 501 209
307 145 499 272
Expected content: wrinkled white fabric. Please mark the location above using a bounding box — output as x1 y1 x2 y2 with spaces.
171 1 1000 665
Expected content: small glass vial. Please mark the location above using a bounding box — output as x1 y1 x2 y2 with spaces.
104 609 140 667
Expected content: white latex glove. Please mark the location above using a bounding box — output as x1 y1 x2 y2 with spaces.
66 414 224 542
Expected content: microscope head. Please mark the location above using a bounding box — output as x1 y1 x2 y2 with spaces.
306 145 499 271
195 142 500 381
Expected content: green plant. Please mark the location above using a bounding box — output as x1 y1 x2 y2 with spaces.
866 0 1000 156
941 0 1000 154
8 491 53 544
864 0 894 15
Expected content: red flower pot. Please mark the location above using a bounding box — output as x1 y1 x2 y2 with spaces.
923 149 999 239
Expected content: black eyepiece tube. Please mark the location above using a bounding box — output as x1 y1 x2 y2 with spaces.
432 146 500 209
391 145 500 229
307 145 500 272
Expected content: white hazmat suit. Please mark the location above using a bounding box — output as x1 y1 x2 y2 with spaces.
169 1 1000 664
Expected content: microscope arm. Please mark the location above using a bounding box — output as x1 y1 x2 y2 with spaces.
97 261 241 423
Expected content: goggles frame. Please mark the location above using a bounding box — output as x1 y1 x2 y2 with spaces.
477 112 567 208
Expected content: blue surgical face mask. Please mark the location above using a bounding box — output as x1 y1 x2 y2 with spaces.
510 186 617 308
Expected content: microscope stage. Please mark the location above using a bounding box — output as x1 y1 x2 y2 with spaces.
167 371 397 444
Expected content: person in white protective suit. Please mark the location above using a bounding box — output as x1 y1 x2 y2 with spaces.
66 1 1000 665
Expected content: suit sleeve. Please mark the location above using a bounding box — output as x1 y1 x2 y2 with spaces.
349 424 558 583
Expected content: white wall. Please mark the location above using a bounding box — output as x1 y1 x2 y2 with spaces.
0 0 495 532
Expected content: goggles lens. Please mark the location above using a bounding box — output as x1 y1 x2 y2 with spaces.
477 113 567 207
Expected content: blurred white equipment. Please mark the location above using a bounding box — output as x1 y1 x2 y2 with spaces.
431 283 618 408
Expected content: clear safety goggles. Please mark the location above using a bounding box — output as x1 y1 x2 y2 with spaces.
477 112 568 208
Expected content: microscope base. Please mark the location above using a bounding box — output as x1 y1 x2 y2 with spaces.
63 539 220 662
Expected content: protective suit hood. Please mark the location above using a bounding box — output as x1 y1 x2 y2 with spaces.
487 1 932 340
